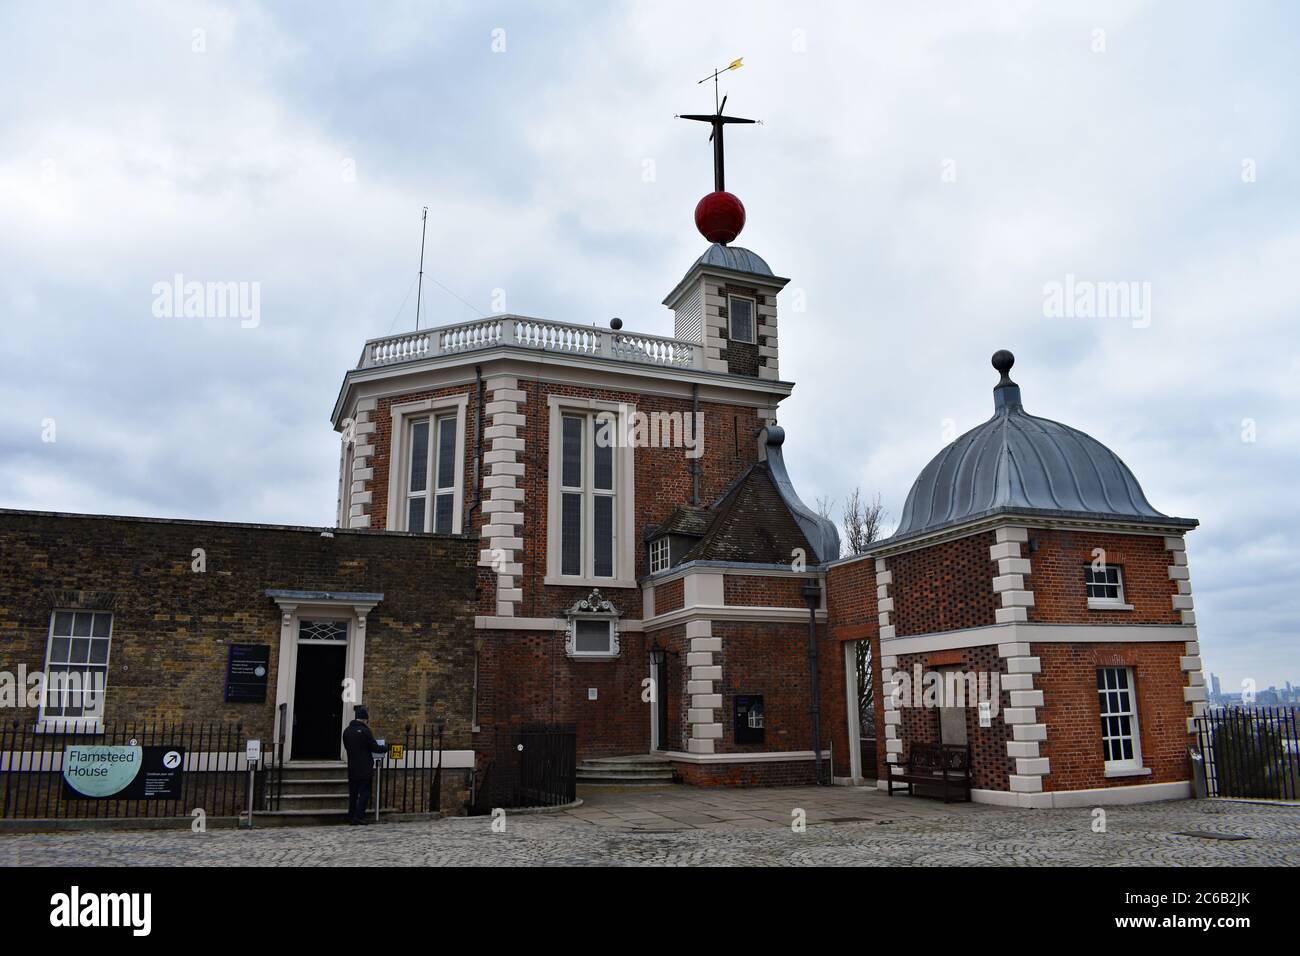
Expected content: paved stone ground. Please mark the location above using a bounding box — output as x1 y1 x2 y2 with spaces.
2 786 1297 866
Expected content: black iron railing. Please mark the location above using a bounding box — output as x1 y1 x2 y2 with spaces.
0 719 250 820
261 703 287 812
1196 706 1299 801
375 723 448 814
470 723 576 814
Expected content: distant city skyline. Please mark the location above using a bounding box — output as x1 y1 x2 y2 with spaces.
1205 669 1298 705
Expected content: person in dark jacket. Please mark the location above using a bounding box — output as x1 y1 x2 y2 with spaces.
342 705 387 824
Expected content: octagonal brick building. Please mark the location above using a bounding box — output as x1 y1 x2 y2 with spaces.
824 352 1206 807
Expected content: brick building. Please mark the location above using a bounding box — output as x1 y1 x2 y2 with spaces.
0 511 479 810
0 117 1204 810
331 236 844 787
824 351 1204 806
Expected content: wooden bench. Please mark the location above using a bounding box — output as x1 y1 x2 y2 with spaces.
887 742 972 803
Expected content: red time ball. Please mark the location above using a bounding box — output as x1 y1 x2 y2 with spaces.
694 191 746 244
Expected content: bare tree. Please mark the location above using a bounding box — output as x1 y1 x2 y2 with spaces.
842 486 889 759
842 487 888 555
815 494 835 525
856 640 876 740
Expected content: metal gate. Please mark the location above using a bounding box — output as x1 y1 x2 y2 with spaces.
1195 707 1299 800
471 723 576 813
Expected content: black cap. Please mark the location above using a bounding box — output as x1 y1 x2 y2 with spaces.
992 350 1022 411
354 705 369 720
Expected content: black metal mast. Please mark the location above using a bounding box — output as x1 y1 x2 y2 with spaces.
414 205 428 331
678 59 756 191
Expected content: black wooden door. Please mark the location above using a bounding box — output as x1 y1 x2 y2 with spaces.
291 644 347 760
655 656 671 751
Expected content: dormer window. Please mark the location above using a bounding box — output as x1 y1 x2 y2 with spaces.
727 294 756 344
649 537 670 574
565 590 621 660
1085 564 1133 610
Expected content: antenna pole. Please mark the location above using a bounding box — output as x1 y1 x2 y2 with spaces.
414 206 429 331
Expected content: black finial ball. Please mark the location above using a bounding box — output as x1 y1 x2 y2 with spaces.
610 317 623 330
992 349 1015 375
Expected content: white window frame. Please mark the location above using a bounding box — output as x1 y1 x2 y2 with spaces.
545 396 636 588
564 590 622 660
402 414 458 533
727 293 756 344
1098 666 1143 772
337 425 356 528
649 537 670 575
386 394 468 533
569 618 617 658
39 610 114 730
1085 564 1133 610
297 618 350 644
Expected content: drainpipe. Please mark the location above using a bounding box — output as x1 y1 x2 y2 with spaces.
465 365 485 527
802 575 823 784
691 384 701 506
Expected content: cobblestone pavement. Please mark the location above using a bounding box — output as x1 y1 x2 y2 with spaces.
2 787 1297 866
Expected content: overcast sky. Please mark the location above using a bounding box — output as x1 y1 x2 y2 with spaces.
2 1 1296 691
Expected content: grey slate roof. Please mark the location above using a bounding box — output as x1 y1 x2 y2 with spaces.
678 462 813 565
889 354 1197 543
651 506 713 538
693 243 775 278
762 425 841 562
655 426 840 567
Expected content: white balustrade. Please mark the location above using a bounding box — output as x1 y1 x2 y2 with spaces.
360 316 700 370
366 330 431 366
439 318 502 354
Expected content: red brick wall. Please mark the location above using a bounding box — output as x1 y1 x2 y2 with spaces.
1026 530 1179 624
825 556 878 778
363 379 763 619
1035 641 1191 791
474 622 706 761
820 628 852 779
493 381 761 618
889 532 999 636
519 382 760 617
655 577 684 614
660 625 691 753
891 646 1012 791
711 619 845 771
674 759 818 787
714 620 815 753
475 627 656 759
723 574 804 607
826 556 878 636
367 385 479 533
